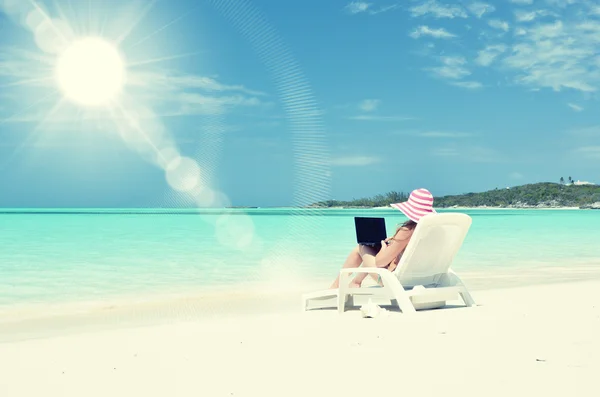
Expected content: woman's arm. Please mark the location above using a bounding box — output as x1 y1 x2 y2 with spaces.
374 228 412 267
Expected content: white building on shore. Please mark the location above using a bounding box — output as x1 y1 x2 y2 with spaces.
566 180 595 186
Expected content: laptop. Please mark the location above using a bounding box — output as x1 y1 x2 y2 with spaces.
354 217 387 248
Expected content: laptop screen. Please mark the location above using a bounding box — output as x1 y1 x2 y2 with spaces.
354 217 387 244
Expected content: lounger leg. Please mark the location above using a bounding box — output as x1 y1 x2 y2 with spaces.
393 291 416 314
346 295 354 308
337 291 347 313
381 273 416 314
459 288 476 307
439 270 476 307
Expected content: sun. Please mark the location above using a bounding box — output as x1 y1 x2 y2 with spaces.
55 37 126 107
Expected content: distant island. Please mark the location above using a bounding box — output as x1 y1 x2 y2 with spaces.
310 182 600 210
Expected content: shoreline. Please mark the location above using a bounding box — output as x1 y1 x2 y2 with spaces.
313 206 585 210
0 206 594 212
3 262 600 344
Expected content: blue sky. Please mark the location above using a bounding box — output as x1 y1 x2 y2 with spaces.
0 0 599 207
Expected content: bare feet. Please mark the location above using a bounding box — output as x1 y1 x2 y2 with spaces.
349 282 362 289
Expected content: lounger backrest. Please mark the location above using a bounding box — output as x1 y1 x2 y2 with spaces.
393 213 472 287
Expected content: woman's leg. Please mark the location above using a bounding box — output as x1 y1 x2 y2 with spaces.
348 245 381 287
329 245 362 289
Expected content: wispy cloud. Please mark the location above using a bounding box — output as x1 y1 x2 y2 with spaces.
514 10 538 23
568 125 600 136
488 19 510 32
426 56 484 89
475 44 507 66
567 103 584 112
127 71 266 97
467 2 496 19
514 10 555 23
0 53 267 121
370 4 399 14
450 81 483 89
429 56 470 80
509 0 533 4
573 146 600 159
502 20 600 92
546 0 578 8
410 25 456 39
431 147 459 156
514 27 528 36
410 1 468 19
358 99 381 112
348 115 413 121
330 156 381 166
344 2 398 15
345 2 372 14
419 131 473 138
509 172 524 179
431 145 502 162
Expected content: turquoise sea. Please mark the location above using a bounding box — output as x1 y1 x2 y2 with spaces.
1 208 600 312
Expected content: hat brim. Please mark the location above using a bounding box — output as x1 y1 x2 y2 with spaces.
390 202 436 223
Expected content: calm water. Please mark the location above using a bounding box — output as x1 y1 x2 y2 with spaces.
1 208 599 308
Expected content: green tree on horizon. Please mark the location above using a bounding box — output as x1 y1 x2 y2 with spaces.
311 182 600 208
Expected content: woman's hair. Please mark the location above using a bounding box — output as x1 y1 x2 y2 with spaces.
398 219 417 231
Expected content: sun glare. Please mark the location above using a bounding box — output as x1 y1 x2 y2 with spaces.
55 37 126 107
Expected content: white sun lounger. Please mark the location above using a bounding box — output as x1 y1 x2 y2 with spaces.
302 212 476 314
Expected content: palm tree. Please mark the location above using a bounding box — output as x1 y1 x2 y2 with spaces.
560 177 564 184
568 176 572 184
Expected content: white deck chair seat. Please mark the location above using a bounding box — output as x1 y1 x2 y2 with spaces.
302 213 476 313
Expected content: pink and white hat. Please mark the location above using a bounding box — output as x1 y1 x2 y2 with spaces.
390 188 436 223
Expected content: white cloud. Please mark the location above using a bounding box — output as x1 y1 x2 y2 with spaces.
568 125 600 136
573 146 600 159
426 56 483 89
370 4 399 14
509 172 524 179
344 2 397 15
410 1 468 19
358 99 381 112
567 103 584 112
515 11 538 22
467 2 496 18
128 71 266 97
514 9 555 23
488 19 510 32
450 81 483 89
348 115 413 121
431 147 459 156
345 2 372 14
410 25 456 39
429 56 470 79
419 131 473 138
0 51 266 120
330 156 381 166
475 44 507 66
545 0 577 8
502 20 600 92
431 145 502 162
515 27 528 36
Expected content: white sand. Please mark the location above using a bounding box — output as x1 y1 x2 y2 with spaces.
1 280 599 397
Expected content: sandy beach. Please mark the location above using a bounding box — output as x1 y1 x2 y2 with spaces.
1 279 599 397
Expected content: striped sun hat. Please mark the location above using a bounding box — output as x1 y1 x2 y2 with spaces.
390 188 437 223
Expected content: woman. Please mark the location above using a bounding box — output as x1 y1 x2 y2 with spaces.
329 188 437 289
